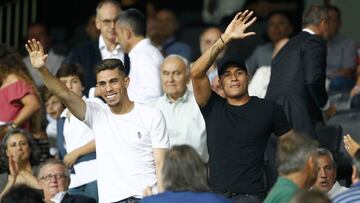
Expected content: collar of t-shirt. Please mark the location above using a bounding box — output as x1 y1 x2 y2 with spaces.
128 38 150 58
302 28 315 35
50 191 67 203
164 88 189 104
98 35 122 59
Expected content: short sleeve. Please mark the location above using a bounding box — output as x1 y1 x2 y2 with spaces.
272 103 292 137
8 80 33 104
83 100 103 129
150 110 170 149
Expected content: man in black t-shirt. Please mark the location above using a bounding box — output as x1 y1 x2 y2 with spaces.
191 10 293 203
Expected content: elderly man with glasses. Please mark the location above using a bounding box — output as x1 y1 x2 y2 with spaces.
37 159 96 203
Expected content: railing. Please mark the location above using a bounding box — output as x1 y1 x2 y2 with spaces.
0 0 37 48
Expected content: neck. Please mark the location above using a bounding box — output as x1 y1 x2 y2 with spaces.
126 36 144 53
103 37 117 52
110 97 134 115
226 93 250 106
283 171 310 189
304 25 322 37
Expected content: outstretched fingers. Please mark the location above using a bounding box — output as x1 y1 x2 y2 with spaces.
245 16 257 28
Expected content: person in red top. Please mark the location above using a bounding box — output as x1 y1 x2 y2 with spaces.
0 44 41 138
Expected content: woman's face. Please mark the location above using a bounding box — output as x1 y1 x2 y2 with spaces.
5 133 31 163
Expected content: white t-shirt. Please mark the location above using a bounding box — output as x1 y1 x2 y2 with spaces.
127 38 163 103
84 101 169 203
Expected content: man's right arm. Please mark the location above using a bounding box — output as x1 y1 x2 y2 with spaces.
191 10 257 107
25 39 86 121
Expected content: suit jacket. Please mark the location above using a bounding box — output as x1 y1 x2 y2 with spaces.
61 193 97 203
265 31 328 137
64 39 102 94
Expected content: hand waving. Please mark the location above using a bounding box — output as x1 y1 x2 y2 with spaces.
25 39 48 69
224 10 257 41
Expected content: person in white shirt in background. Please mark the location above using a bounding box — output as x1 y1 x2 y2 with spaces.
312 148 348 199
115 8 163 104
150 55 208 162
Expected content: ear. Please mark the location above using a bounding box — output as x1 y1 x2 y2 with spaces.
126 28 132 40
352 165 358 183
95 17 101 30
124 76 130 88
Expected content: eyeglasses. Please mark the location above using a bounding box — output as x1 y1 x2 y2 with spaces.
100 18 117 26
40 173 67 181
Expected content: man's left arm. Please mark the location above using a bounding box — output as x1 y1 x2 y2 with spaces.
303 37 330 110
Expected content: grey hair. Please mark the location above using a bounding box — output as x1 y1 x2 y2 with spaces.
37 159 70 182
277 132 319 175
316 148 336 168
163 54 190 75
96 0 121 17
302 5 328 27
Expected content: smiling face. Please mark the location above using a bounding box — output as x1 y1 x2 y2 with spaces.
313 155 336 192
45 95 64 119
96 68 129 108
5 133 31 163
38 163 69 200
95 2 120 44
161 57 189 102
219 66 249 99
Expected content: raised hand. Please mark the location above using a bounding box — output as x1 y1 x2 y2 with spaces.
344 134 360 157
223 10 257 41
25 39 48 69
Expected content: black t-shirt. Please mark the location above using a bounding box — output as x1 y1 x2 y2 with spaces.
200 92 291 195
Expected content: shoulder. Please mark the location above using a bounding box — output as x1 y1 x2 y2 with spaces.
136 103 164 117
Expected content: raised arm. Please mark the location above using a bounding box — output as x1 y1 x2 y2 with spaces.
190 10 257 107
25 39 86 121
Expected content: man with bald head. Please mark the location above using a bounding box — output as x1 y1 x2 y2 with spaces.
150 55 208 162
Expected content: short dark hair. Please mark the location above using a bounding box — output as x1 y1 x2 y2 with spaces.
303 5 328 27
1 184 43 203
277 132 318 175
161 145 210 192
56 63 85 87
95 58 127 77
117 8 146 36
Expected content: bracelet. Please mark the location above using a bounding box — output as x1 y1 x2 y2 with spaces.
9 122 17 129
220 35 227 47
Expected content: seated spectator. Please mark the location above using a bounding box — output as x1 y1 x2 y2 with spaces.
142 145 232 203
325 5 357 92
43 89 65 157
246 10 293 77
333 149 360 203
37 159 96 203
0 129 40 198
0 44 41 137
150 55 208 162
312 148 348 198
264 133 319 203
1 184 43 203
23 23 65 88
156 8 192 61
290 190 331 203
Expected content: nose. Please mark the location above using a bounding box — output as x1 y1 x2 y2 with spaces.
105 82 113 92
65 81 71 90
319 168 326 178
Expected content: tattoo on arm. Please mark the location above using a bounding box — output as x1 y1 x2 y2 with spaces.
206 44 223 68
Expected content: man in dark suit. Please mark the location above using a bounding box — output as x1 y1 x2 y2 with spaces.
266 5 336 138
65 0 123 95
38 159 96 203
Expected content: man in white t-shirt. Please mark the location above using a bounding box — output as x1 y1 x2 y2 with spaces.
26 40 169 203
115 8 163 104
